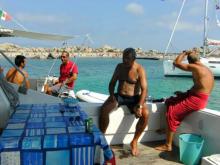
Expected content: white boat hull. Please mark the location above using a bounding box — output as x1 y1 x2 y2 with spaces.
76 90 109 103
163 58 220 77
81 101 220 156
1 84 220 156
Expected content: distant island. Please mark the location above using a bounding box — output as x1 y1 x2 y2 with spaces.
1 43 219 59
0 43 169 59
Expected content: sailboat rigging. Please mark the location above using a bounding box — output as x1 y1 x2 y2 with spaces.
163 0 220 78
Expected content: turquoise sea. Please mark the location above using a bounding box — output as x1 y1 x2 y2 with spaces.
0 57 219 110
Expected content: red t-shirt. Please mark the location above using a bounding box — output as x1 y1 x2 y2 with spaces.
59 61 78 89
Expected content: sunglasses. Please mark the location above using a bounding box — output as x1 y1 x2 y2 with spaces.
61 56 67 59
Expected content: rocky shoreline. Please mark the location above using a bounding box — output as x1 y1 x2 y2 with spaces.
1 43 220 60
0 43 172 59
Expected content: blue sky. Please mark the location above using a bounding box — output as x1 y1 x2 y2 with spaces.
0 0 220 52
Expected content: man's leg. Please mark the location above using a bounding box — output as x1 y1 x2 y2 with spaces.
155 128 174 151
45 83 61 96
99 97 117 133
130 104 149 156
44 84 49 94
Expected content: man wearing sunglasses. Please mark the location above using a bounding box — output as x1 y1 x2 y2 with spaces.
44 51 78 96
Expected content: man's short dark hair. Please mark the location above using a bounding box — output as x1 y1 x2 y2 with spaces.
187 53 199 64
15 55 26 67
123 48 136 60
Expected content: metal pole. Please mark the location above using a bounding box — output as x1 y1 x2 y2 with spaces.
203 0 209 57
163 0 186 59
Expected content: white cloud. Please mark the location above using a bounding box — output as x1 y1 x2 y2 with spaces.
125 3 144 16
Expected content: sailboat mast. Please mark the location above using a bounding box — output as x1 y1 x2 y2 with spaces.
203 0 209 57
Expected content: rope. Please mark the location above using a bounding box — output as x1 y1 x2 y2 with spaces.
163 0 186 58
11 17 28 31
41 50 61 92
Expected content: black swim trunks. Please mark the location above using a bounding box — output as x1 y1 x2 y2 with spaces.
114 93 140 113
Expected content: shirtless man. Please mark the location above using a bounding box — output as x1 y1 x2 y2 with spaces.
99 48 149 156
6 55 30 88
155 48 214 152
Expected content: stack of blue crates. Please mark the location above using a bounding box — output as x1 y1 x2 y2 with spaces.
0 102 113 165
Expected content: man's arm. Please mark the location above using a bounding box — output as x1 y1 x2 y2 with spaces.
109 65 119 97
173 51 193 71
64 64 78 84
138 65 147 106
65 73 77 84
0 67 3 73
6 68 14 81
24 71 30 89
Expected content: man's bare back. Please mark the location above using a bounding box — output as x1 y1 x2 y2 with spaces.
6 55 30 88
190 63 214 94
6 67 28 86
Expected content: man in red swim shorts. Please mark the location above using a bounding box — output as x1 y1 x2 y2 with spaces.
155 48 214 151
44 51 78 95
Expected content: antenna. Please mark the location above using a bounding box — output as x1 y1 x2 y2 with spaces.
81 34 94 48
203 0 209 57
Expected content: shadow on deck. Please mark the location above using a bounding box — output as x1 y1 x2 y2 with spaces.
111 140 182 165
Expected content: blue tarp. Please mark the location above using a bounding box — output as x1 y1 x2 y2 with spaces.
0 101 113 165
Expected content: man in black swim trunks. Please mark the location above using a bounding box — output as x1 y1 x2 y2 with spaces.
99 48 149 156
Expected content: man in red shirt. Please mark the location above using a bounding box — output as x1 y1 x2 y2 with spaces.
44 51 78 95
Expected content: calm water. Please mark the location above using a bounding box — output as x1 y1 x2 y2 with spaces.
0 57 219 110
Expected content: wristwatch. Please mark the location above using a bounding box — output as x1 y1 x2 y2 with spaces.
137 105 143 109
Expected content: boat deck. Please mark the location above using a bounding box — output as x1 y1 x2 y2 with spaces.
112 140 182 165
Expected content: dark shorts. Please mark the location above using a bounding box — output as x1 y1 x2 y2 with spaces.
114 93 140 113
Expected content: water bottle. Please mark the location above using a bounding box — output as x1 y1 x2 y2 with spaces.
147 96 153 102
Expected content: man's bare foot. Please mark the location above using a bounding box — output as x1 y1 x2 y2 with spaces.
130 141 140 156
155 144 172 152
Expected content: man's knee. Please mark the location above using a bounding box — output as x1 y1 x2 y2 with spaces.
142 107 149 120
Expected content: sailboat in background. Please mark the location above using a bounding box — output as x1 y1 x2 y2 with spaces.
163 0 220 77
